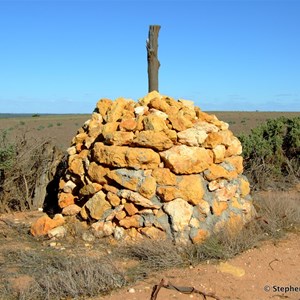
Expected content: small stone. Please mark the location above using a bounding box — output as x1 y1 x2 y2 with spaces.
48 226 67 239
30 214 65 237
217 262 245 277
82 232 95 242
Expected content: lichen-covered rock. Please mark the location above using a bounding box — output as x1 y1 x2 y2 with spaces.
163 198 193 232
49 92 255 244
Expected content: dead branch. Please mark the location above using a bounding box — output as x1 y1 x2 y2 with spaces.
150 278 221 300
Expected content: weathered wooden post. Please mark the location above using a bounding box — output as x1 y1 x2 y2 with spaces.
147 25 161 92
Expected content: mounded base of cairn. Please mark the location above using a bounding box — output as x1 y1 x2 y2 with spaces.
32 91 255 243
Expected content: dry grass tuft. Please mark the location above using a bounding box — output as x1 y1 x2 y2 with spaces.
1 249 126 300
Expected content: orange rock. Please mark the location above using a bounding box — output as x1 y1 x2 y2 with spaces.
30 214 65 236
72 132 88 145
215 184 237 202
133 130 173 151
225 137 242 157
102 122 120 137
219 130 234 146
68 155 84 176
239 178 250 197
135 115 145 131
143 114 168 132
106 98 132 122
179 106 196 122
106 192 121 207
121 109 135 121
96 98 113 118
212 145 226 163
139 176 157 199
87 162 108 185
104 131 134 146
196 110 217 123
178 99 195 110
93 143 160 169
157 175 205 205
102 184 119 194
177 175 205 205
69 150 89 175
88 123 102 139
124 203 138 216
225 156 244 174
157 186 178 201
152 168 177 185
168 111 193 131
190 228 209 244
81 191 111 220
160 145 213 174
204 132 223 148
231 197 243 210
58 192 75 208
149 97 170 112
139 226 166 239
79 183 102 196
115 210 126 221
119 118 137 131
177 127 208 146
59 178 66 190
164 129 177 142
212 200 228 216
194 200 211 216
119 215 142 228
138 90 161 106
62 204 81 216
126 227 142 240
204 164 238 181
164 96 182 109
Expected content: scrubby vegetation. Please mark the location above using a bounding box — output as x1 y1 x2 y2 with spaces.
0 115 299 299
0 129 63 213
0 192 299 300
239 116 300 189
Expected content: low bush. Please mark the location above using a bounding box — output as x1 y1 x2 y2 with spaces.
0 250 126 300
0 129 63 213
253 192 300 238
239 116 300 189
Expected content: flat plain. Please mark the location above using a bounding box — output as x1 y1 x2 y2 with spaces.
0 110 299 300
1 111 299 150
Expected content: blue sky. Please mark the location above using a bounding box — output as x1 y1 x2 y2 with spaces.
0 0 299 113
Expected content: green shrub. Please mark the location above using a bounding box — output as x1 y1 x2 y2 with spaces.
239 116 300 189
37 125 45 131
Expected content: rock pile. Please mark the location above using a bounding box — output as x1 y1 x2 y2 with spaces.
32 91 255 243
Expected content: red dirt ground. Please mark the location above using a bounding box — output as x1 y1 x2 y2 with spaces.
98 232 300 300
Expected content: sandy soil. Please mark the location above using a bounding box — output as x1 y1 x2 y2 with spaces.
99 233 300 300
0 207 299 300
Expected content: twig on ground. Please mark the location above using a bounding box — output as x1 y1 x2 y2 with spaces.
150 278 221 300
268 258 279 271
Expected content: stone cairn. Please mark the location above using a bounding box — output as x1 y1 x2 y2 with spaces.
31 91 255 243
